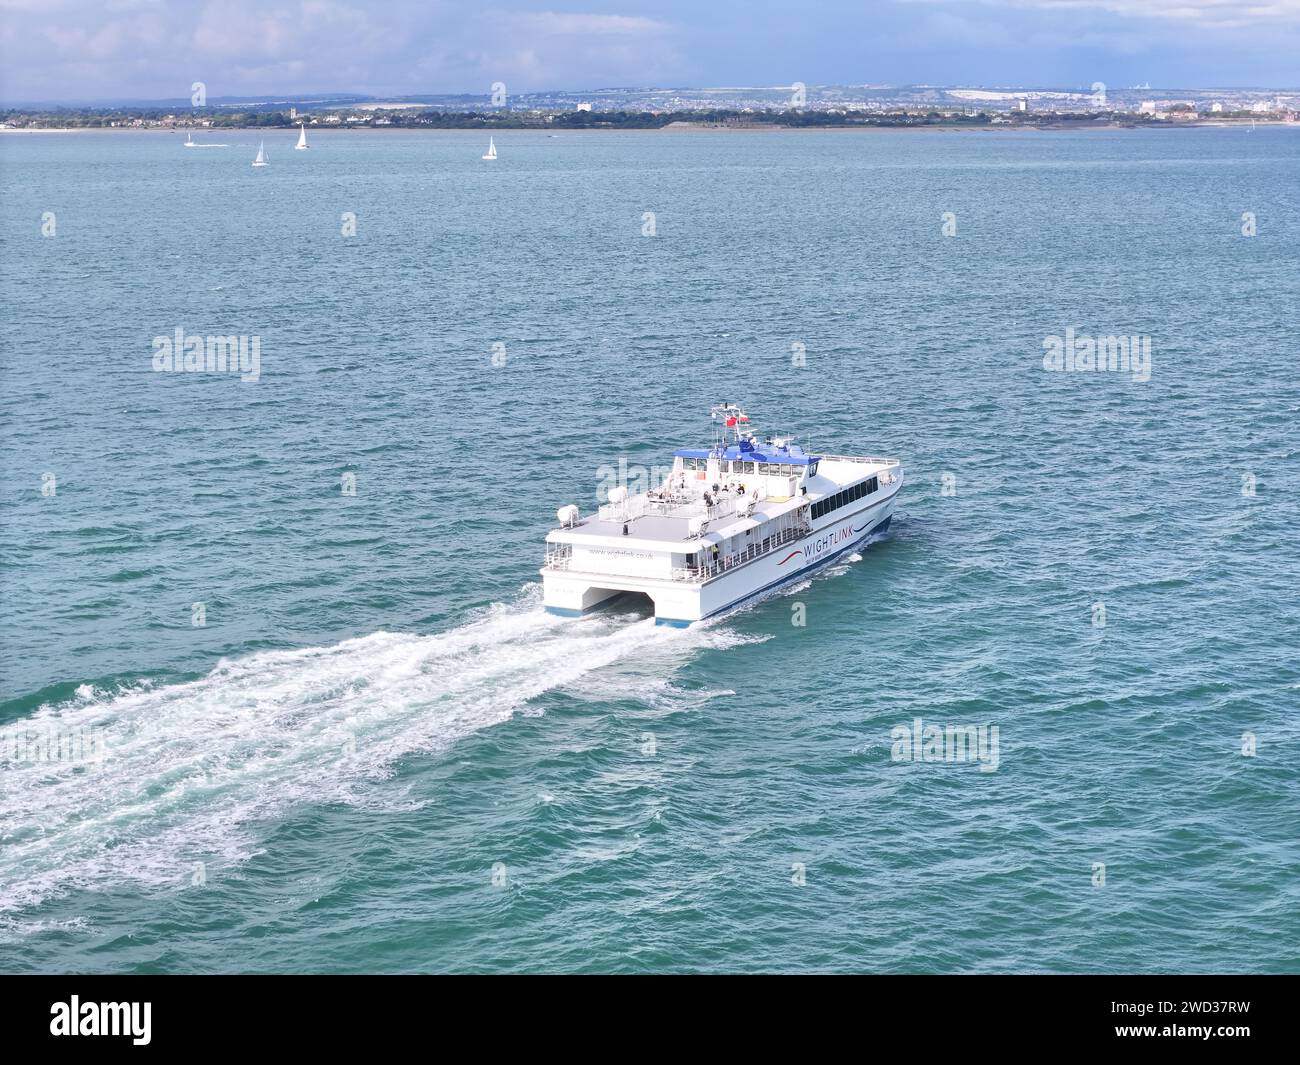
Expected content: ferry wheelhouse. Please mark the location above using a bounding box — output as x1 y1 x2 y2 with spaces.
542 404 903 626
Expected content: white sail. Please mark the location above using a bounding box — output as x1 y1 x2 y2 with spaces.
482 136 497 160
295 123 308 150
252 141 268 167
184 132 195 147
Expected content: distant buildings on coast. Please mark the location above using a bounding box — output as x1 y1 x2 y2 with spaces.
3 84 1296 130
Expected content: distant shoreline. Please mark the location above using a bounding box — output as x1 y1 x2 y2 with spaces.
3 120 1294 135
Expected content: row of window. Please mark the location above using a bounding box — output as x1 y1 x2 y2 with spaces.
811 476 878 520
681 457 813 477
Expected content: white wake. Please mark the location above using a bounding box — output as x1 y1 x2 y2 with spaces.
0 590 744 916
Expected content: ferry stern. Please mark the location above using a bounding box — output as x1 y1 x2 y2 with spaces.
542 404 902 625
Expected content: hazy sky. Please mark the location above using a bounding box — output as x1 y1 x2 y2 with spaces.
2 0 1297 104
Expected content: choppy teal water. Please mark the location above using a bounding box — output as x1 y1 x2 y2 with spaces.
1 127 1297 973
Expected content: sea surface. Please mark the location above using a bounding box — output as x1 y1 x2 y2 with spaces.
0 127 1297 973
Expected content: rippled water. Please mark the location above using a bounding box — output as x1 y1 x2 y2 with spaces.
1 128 1297 973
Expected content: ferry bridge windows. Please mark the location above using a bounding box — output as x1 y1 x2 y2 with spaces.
684 457 823 481
810 476 881 521
748 461 801 477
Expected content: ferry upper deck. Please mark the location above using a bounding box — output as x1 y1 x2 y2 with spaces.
548 443 899 551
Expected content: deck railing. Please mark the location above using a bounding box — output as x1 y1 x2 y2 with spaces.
546 513 811 583
672 519 810 583
597 492 741 525
543 543 573 570
818 454 901 467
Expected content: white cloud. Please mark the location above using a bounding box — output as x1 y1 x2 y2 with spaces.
903 0 1300 30
505 11 673 36
465 9 683 89
190 0 384 58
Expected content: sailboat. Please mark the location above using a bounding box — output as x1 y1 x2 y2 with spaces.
295 123 309 150
184 132 196 148
482 136 497 161
252 141 269 167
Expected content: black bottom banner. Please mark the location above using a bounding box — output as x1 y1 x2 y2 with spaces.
1 973 1292 1052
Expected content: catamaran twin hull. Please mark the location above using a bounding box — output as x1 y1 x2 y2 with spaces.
542 406 903 626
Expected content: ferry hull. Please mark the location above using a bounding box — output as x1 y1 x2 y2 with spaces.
542 493 896 626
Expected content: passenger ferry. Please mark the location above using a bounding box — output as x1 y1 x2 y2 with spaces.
542 404 903 625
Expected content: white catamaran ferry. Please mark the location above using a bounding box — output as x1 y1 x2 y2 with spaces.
542 404 903 625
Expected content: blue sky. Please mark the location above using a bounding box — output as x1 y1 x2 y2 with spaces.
1 1 1297 104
